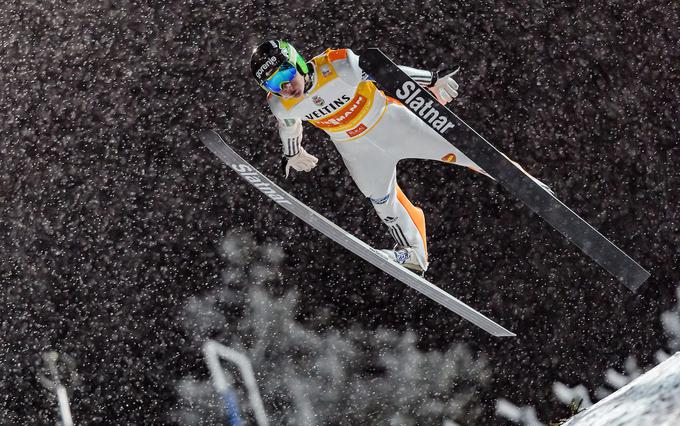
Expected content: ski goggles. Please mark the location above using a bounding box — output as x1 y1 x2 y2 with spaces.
261 62 297 93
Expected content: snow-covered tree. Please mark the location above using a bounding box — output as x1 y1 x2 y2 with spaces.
172 231 490 425
496 285 680 425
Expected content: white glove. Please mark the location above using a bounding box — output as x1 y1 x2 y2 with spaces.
429 68 460 105
285 147 318 178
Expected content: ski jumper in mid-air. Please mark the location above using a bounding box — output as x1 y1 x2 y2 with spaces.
250 40 549 272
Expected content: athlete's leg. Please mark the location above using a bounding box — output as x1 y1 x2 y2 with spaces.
332 131 429 270
393 104 559 196
387 104 494 179
368 182 428 270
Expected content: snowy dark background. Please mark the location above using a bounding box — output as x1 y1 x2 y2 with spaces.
2 0 679 424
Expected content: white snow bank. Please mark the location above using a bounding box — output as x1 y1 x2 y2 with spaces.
564 351 680 426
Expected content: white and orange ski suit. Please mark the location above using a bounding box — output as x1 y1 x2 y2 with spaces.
268 48 486 266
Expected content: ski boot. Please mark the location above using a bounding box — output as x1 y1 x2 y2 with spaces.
379 246 429 273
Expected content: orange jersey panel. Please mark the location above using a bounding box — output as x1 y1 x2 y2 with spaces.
327 48 348 61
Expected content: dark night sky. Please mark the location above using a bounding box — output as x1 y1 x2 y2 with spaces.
2 1 679 424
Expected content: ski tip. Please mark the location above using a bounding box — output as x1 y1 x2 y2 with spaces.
198 129 220 142
357 47 386 61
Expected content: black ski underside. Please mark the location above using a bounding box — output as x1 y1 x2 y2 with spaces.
358 48 649 292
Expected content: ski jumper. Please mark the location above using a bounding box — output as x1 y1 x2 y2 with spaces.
268 48 486 267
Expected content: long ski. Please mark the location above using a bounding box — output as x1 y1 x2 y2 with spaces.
359 48 650 292
199 130 515 337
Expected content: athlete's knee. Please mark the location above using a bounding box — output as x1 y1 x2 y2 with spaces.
369 193 398 218
369 193 391 208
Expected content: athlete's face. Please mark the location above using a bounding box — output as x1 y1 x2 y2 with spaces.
279 71 305 99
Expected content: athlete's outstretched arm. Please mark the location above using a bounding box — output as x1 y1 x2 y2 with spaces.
271 115 318 177
344 49 460 105
276 117 303 157
395 65 436 86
